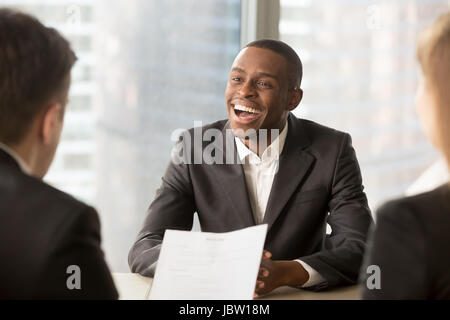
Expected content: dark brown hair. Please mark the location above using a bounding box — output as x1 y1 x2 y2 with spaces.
246 39 303 89
0 8 77 144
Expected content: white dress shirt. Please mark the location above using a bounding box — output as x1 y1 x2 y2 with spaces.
0 142 31 175
235 122 325 287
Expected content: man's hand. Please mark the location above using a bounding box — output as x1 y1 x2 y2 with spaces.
254 250 310 298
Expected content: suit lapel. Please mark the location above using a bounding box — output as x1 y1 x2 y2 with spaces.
263 114 315 232
210 122 256 227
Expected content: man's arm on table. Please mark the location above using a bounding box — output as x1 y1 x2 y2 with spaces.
256 133 373 295
128 155 196 277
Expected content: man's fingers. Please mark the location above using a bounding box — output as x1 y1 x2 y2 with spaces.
262 250 272 259
258 267 269 278
255 280 269 296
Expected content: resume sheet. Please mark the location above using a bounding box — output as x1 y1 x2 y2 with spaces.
149 224 268 300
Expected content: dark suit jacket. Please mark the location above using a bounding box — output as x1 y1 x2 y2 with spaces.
0 149 118 299
129 113 373 290
361 183 450 299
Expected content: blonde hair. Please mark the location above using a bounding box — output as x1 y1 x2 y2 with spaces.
417 12 450 170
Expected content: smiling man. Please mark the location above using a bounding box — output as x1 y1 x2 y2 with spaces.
226 43 300 142
129 39 373 295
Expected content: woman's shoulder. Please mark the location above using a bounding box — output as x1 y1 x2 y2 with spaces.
377 183 450 223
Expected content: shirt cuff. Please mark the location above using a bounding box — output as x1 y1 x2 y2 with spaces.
295 259 326 288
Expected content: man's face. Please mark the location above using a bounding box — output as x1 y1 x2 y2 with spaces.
225 47 296 136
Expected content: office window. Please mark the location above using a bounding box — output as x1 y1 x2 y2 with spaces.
64 153 91 170
1 0 240 271
279 0 449 211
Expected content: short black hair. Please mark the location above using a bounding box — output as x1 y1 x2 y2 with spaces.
0 8 77 144
246 39 302 89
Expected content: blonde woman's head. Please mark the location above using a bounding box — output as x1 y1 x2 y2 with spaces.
416 12 450 168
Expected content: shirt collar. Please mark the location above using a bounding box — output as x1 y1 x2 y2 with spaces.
235 121 289 163
0 142 32 175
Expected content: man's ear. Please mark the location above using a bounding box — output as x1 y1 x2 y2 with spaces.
287 88 303 112
41 103 62 145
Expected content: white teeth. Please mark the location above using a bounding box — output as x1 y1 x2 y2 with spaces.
233 104 261 114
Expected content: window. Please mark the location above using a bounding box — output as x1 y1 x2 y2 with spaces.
279 0 449 210
1 0 240 271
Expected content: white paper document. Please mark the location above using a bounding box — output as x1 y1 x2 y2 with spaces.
149 224 268 300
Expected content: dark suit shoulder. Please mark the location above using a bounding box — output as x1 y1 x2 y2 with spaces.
183 119 228 136
365 184 450 299
171 119 230 164
296 117 348 142
0 166 113 299
25 175 101 242
0 167 100 256
289 117 352 164
377 184 450 223
2 168 92 216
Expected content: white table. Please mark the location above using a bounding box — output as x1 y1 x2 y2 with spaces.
112 273 360 300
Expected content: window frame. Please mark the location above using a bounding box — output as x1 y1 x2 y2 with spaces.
240 0 280 47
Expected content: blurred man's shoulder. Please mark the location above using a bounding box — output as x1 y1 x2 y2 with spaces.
0 167 95 222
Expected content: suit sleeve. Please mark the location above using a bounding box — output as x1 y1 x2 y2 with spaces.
128 147 197 277
360 202 427 299
300 133 373 290
37 206 118 299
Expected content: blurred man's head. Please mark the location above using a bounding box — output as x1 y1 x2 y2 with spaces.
416 12 450 166
225 39 303 138
0 9 77 178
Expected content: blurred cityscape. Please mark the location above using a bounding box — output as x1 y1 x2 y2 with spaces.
280 0 448 208
1 0 239 271
0 0 448 271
